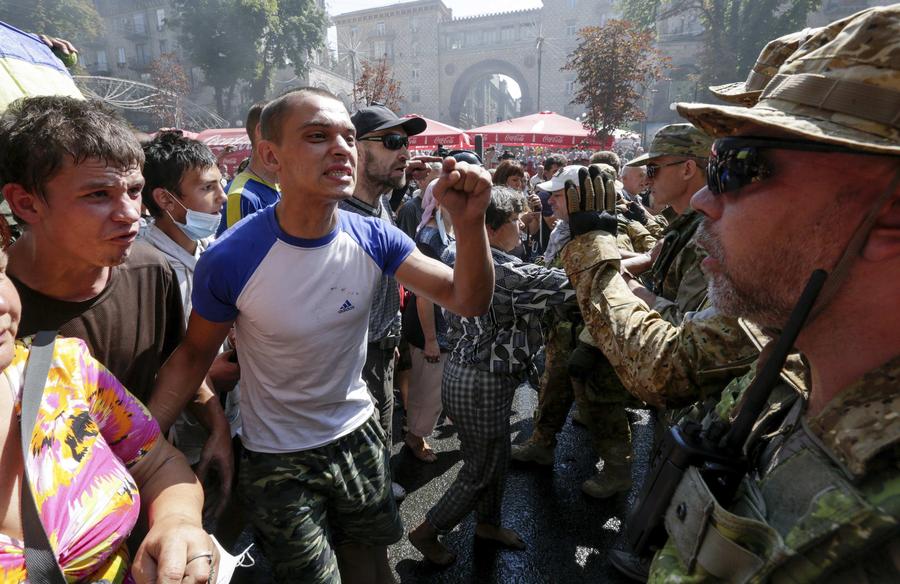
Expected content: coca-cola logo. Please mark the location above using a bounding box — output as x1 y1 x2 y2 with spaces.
434 136 456 145
502 134 526 142
541 135 565 144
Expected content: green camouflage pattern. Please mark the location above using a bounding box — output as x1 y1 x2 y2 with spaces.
650 356 900 582
237 416 403 583
678 5 900 155
709 27 821 106
645 210 709 325
626 124 714 167
560 232 757 409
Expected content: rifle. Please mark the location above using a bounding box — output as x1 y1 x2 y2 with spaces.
624 269 828 555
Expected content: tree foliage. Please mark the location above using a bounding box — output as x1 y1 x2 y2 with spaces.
171 0 266 118
0 0 103 41
171 0 327 117
149 53 190 128
249 0 328 102
353 57 404 111
618 0 820 87
563 20 669 140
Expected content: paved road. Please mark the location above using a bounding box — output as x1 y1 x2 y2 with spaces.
233 383 653 583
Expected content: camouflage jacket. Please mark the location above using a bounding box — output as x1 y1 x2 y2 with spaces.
649 354 900 583
644 209 708 324
560 231 756 409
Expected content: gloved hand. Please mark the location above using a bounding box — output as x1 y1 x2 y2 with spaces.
623 200 648 225
566 164 618 237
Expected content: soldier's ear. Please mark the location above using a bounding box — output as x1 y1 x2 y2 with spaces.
862 183 900 263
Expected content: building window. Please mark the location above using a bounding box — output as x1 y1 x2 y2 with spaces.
159 39 168 55
411 68 419 80
566 79 576 95
133 12 146 35
350 26 358 39
410 16 418 33
568 0 577 8
140 73 151 82
411 88 420 103
567 25 578 36
96 50 108 70
117 47 127 65
135 43 147 65
411 42 420 57
500 26 514 42
156 8 165 30
375 21 385 36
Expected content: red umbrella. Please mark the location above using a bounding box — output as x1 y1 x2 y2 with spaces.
467 111 606 148
405 115 472 150
196 128 252 175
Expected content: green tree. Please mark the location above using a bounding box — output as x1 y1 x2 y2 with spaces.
563 20 669 141
0 0 103 41
171 0 269 118
248 0 328 101
618 0 820 87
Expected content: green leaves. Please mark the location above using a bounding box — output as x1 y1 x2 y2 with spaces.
0 0 104 41
171 0 327 114
563 20 669 141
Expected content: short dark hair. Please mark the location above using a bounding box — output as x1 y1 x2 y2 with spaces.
0 96 144 200
485 186 526 230
260 86 342 145
543 154 567 172
590 150 621 174
245 101 266 147
492 160 525 186
141 132 217 218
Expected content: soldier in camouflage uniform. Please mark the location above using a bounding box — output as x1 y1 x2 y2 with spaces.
597 6 900 581
512 165 659 499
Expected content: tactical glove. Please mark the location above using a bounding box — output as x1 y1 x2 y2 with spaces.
566 164 618 237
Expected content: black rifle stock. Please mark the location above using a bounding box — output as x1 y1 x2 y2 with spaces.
624 269 828 555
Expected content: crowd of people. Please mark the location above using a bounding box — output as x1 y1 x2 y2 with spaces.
0 4 897 584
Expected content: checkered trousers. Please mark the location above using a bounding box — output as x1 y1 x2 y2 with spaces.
426 360 523 532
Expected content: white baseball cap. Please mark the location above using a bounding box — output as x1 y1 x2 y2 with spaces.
536 165 585 193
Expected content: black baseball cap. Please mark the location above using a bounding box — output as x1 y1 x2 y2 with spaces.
351 102 426 138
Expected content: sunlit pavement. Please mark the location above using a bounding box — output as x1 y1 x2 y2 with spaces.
233 383 651 583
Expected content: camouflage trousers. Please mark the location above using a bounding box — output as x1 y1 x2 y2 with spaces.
238 415 404 584
533 321 639 469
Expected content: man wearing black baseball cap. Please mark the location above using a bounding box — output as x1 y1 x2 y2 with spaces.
341 103 427 502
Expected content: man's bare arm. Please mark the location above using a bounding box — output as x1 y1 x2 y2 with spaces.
149 313 234 432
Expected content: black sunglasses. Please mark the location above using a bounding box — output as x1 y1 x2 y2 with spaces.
358 134 409 150
707 137 869 195
646 160 688 179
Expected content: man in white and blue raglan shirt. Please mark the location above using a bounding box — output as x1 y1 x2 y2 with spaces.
148 87 495 584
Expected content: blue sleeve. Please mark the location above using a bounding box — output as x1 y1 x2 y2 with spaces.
338 211 415 276
240 191 262 220
192 209 277 322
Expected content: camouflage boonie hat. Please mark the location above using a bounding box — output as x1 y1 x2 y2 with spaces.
709 28 821 106
625 123 713 167
677 5 900 156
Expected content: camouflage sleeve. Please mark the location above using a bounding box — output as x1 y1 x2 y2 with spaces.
561 233 757 409
654 239 708 324
625 219 658 254
644 213 668 239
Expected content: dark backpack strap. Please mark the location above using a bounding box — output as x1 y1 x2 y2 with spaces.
19 330 67 584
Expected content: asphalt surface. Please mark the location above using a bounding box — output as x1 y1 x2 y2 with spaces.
232 383 654 583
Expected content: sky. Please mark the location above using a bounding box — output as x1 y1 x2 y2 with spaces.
326 0 544 18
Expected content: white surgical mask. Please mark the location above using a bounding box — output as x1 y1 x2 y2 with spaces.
166 192 221 240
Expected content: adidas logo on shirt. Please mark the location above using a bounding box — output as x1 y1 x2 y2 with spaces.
338 299 355 314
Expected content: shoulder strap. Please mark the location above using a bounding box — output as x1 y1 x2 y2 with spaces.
19 330 67 584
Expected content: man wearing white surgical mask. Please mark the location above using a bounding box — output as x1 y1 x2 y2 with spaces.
139 132 241 516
